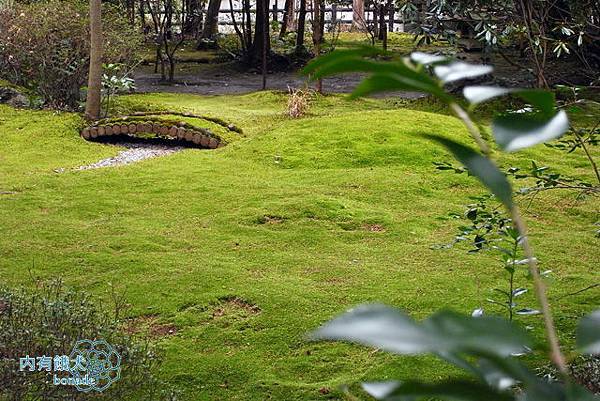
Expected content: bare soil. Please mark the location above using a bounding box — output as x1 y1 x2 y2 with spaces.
133 63 425 98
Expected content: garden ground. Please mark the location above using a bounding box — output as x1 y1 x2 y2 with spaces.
0 91 598 400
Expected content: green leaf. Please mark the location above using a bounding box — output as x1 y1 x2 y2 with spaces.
564 381 600 401
310 304 530 356
463 86 556 116
362 380 514 401
492 111 570 152
301 46 383 76
307 58 396 80
443 352 600 401
576 309 600 354
472 353 563 400
434 62 494 84
424 135 513 208
351 72 452 102
301 49 456 103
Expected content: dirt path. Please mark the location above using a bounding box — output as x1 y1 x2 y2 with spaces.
134 65 425 98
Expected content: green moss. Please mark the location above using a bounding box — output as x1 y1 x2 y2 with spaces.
327 32 453 54
0 78 35 97
0 92 597 401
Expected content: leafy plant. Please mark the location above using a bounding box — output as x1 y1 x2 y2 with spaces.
0 279 179 401
400 0 600 87
102 63 136 118
302 48 599 400
0 0 140 108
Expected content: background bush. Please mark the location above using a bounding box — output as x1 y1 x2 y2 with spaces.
0 0 141 108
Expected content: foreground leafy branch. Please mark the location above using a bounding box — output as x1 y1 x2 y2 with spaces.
302 48 599 400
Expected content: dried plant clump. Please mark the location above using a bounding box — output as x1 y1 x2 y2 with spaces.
286 87 315 118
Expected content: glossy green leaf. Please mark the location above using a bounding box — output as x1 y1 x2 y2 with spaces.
471 352 566 401
463 86 556 116
310 304 530 356
425 135 513 208
492 111 570 152
434 62 493 84
577 309 600 354
362 380 513 401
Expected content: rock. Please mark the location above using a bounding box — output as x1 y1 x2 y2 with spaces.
0 86 29 108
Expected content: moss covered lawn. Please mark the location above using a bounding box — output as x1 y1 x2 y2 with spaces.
0 92 598 400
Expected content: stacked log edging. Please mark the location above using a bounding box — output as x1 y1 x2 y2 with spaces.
124 111 243 134
80 117 230 149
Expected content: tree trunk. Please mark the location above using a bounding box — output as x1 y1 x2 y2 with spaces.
319 0 325 41
183 0 202 37
312 0 322 92
85 0 103 120
352 0 366 31
372 1 379 37
200 0 220 39
378 2 386 40
279 0 295 37
244 0 252 49
295 0 306 52
126 0 135 27
139 0 146 33
252 0 270 64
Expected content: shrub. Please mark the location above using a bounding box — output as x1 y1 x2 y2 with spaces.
0 0 141 108
0 280 178 400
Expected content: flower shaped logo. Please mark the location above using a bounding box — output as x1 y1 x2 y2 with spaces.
69 339 121 392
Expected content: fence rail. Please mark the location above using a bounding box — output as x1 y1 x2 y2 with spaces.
216 5 404 28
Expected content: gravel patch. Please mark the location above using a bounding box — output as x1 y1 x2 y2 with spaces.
55 138 189 173
78 141 185 170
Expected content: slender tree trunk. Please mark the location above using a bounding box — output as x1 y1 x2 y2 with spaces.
373 0 379 37
352 0 366 31
295 0 306 52
377 1 386 40
387 0 393 32
85 0 103 120
139 0 148 34
229 0 247 53
262 0 268 89
244 0 252 49
127 0 135 27
312 0 322 92
318 0 325 41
